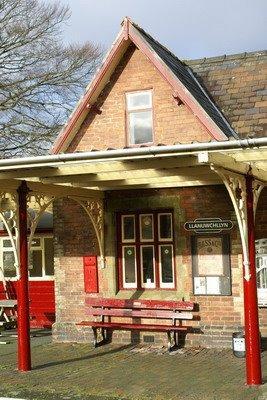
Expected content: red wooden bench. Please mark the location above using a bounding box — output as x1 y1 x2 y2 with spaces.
77 297 196 351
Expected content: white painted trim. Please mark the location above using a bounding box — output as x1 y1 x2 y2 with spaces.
139 214 154 242
122 215 136 243
140 245 156 289
159 244 175 289
122 245 137 289
158 213 173 241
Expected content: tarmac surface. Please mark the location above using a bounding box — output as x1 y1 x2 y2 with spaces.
0 329 266 400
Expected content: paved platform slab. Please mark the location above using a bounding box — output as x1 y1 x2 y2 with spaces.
0 332 266 400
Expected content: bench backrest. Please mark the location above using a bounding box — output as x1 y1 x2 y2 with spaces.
85 297 194 311
85 297 195 321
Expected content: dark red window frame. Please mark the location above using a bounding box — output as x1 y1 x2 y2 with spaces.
117 209 176 290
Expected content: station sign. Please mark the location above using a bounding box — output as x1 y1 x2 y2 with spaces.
184 218 234 234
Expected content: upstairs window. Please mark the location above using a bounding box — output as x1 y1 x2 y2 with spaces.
126 90 153 145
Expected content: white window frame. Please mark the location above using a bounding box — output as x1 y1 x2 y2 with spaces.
122 245 137 289
126 90 153 146
29 236 54 281
256 239 267 307
1 238 16 280
158 213 173 241
159 244 175 289
140 245 156 289
139 214 154 242
122 215 135 243
0 235 54 281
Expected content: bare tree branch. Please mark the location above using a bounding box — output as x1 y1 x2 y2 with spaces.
0 0 103 157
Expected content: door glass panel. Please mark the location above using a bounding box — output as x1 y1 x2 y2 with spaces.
122 216 135 242
123 246 136 286
29 250 43 277
3 251 16 278
44 237 54 276
141 246 155 287
160 245 174 285
140 214 153 241
159 214 172 240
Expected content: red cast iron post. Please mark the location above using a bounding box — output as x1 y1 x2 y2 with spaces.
17 181 31 371
244 174 262 385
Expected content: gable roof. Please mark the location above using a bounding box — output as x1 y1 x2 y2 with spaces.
133 24 239 141
52 17 239 154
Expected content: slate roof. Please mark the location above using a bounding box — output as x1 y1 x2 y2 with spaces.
186 51 267 139
133 22 239 139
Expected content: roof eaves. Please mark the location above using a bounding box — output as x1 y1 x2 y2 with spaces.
51 22 130 154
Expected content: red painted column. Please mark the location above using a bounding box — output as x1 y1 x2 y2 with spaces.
17 181 31 371
244 174 261 385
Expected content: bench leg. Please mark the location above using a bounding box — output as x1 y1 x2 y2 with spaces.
92 327 98 348
101 328 107 342
167 331 178 352
174 331 178 347
167 331 172 352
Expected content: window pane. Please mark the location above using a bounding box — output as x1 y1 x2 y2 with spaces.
160 245 174 284
29 250 43 277
159 214 172 240
44 237 54 276
3 251 16 278
3 239 12 248
122 216 135 241
127 92 151 110
140 214 153 241
123 246 136 285
141 246 155 287
129 111 153 144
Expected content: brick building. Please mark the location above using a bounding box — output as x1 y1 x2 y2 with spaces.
49 18 267 348
0 18 266 357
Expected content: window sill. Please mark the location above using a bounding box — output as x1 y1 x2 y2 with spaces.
127 142 154 148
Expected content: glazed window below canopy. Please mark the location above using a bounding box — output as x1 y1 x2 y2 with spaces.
118 210 175 290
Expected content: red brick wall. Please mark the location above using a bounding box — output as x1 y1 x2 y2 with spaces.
53 198 100 342
52 186 267 347
67 45 212 153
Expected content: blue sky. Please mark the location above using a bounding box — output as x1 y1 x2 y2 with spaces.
57 0 267 59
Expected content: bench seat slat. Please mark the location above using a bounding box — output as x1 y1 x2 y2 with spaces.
85 297 194 311
77 321 188 332
86 307 193 320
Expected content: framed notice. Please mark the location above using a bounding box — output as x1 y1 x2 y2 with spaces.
191 234 231 296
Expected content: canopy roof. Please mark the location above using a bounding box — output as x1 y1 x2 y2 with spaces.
0 138 266 198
